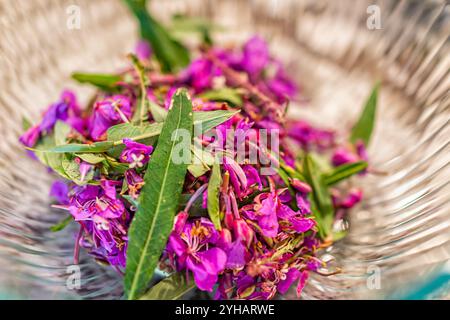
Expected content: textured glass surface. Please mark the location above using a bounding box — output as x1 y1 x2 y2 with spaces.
0 0 448 299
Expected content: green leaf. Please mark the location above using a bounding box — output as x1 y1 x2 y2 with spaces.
125 88 193 300
107 122 162 143
71 72 121 91
50 215 73 232
139 273 195 300
324 161 368 186
199 88 243 106
207 162 222 230
350 83 379 146
123 0 190 73
62 154 94 186
54 121 72 146
169 14 217 45
188 144 214 178
122 194 140 209
149 101 168 122
46 141 115 153
75 153 105 164
303 154 333 238
193 110 239 133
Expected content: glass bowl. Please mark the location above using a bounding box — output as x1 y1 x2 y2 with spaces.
0 0 449 299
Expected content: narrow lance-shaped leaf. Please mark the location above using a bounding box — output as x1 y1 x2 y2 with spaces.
71 72 122 92
124 88 193 300
123 0 190 73
324 161 368 186
139 273 196 300
207 162 222 230
303 154 333 239
350 83 379 146
50 215 73 232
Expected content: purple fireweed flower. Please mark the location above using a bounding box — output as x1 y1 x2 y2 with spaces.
244 188 315 237
120 139 153 168
167 218 226 292
296 193 311 215
331 147 359 166
184 57 221 93
69 180 128 266
69 181 126 221
40 90 81 133
277 268 300 294
287 120 335 151
340 188 363 209
89 95 132 141
240 36 270 77
19 125 41 148
135 39 152 60
49 180 69 205
266 64 298 102
245 192 279 237
124 169 145 199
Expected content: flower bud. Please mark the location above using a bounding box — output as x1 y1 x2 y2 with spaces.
233 219 254 248
290 179 312 194
173 211 189 234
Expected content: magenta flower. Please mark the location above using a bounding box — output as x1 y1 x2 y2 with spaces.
19 125 41 148
266 62 298 102
135 39 152 60
40 90 81 133
49 180 69 205
241 36 270 77
340 188 363 209
287 120 335 151
89 95 132 141
244 192 279 237
120 139 153 168
69 180 128 267
184 58 221 93
167 218 226 292
331 148 359 166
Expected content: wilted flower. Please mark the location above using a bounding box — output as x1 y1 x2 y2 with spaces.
89 95 132 141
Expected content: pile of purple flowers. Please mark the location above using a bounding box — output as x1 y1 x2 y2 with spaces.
21 35 371 300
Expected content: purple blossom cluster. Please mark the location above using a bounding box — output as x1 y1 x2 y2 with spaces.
20 36 367 299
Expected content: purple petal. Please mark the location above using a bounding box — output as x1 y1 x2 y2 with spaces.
277 268 300 294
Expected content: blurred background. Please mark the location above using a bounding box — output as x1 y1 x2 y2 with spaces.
0 0 449 299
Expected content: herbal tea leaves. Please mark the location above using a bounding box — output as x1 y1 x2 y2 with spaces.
207 162 222 231
350 83 379 146
124 0 190 73
124 88 193 300
139 273 195 300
